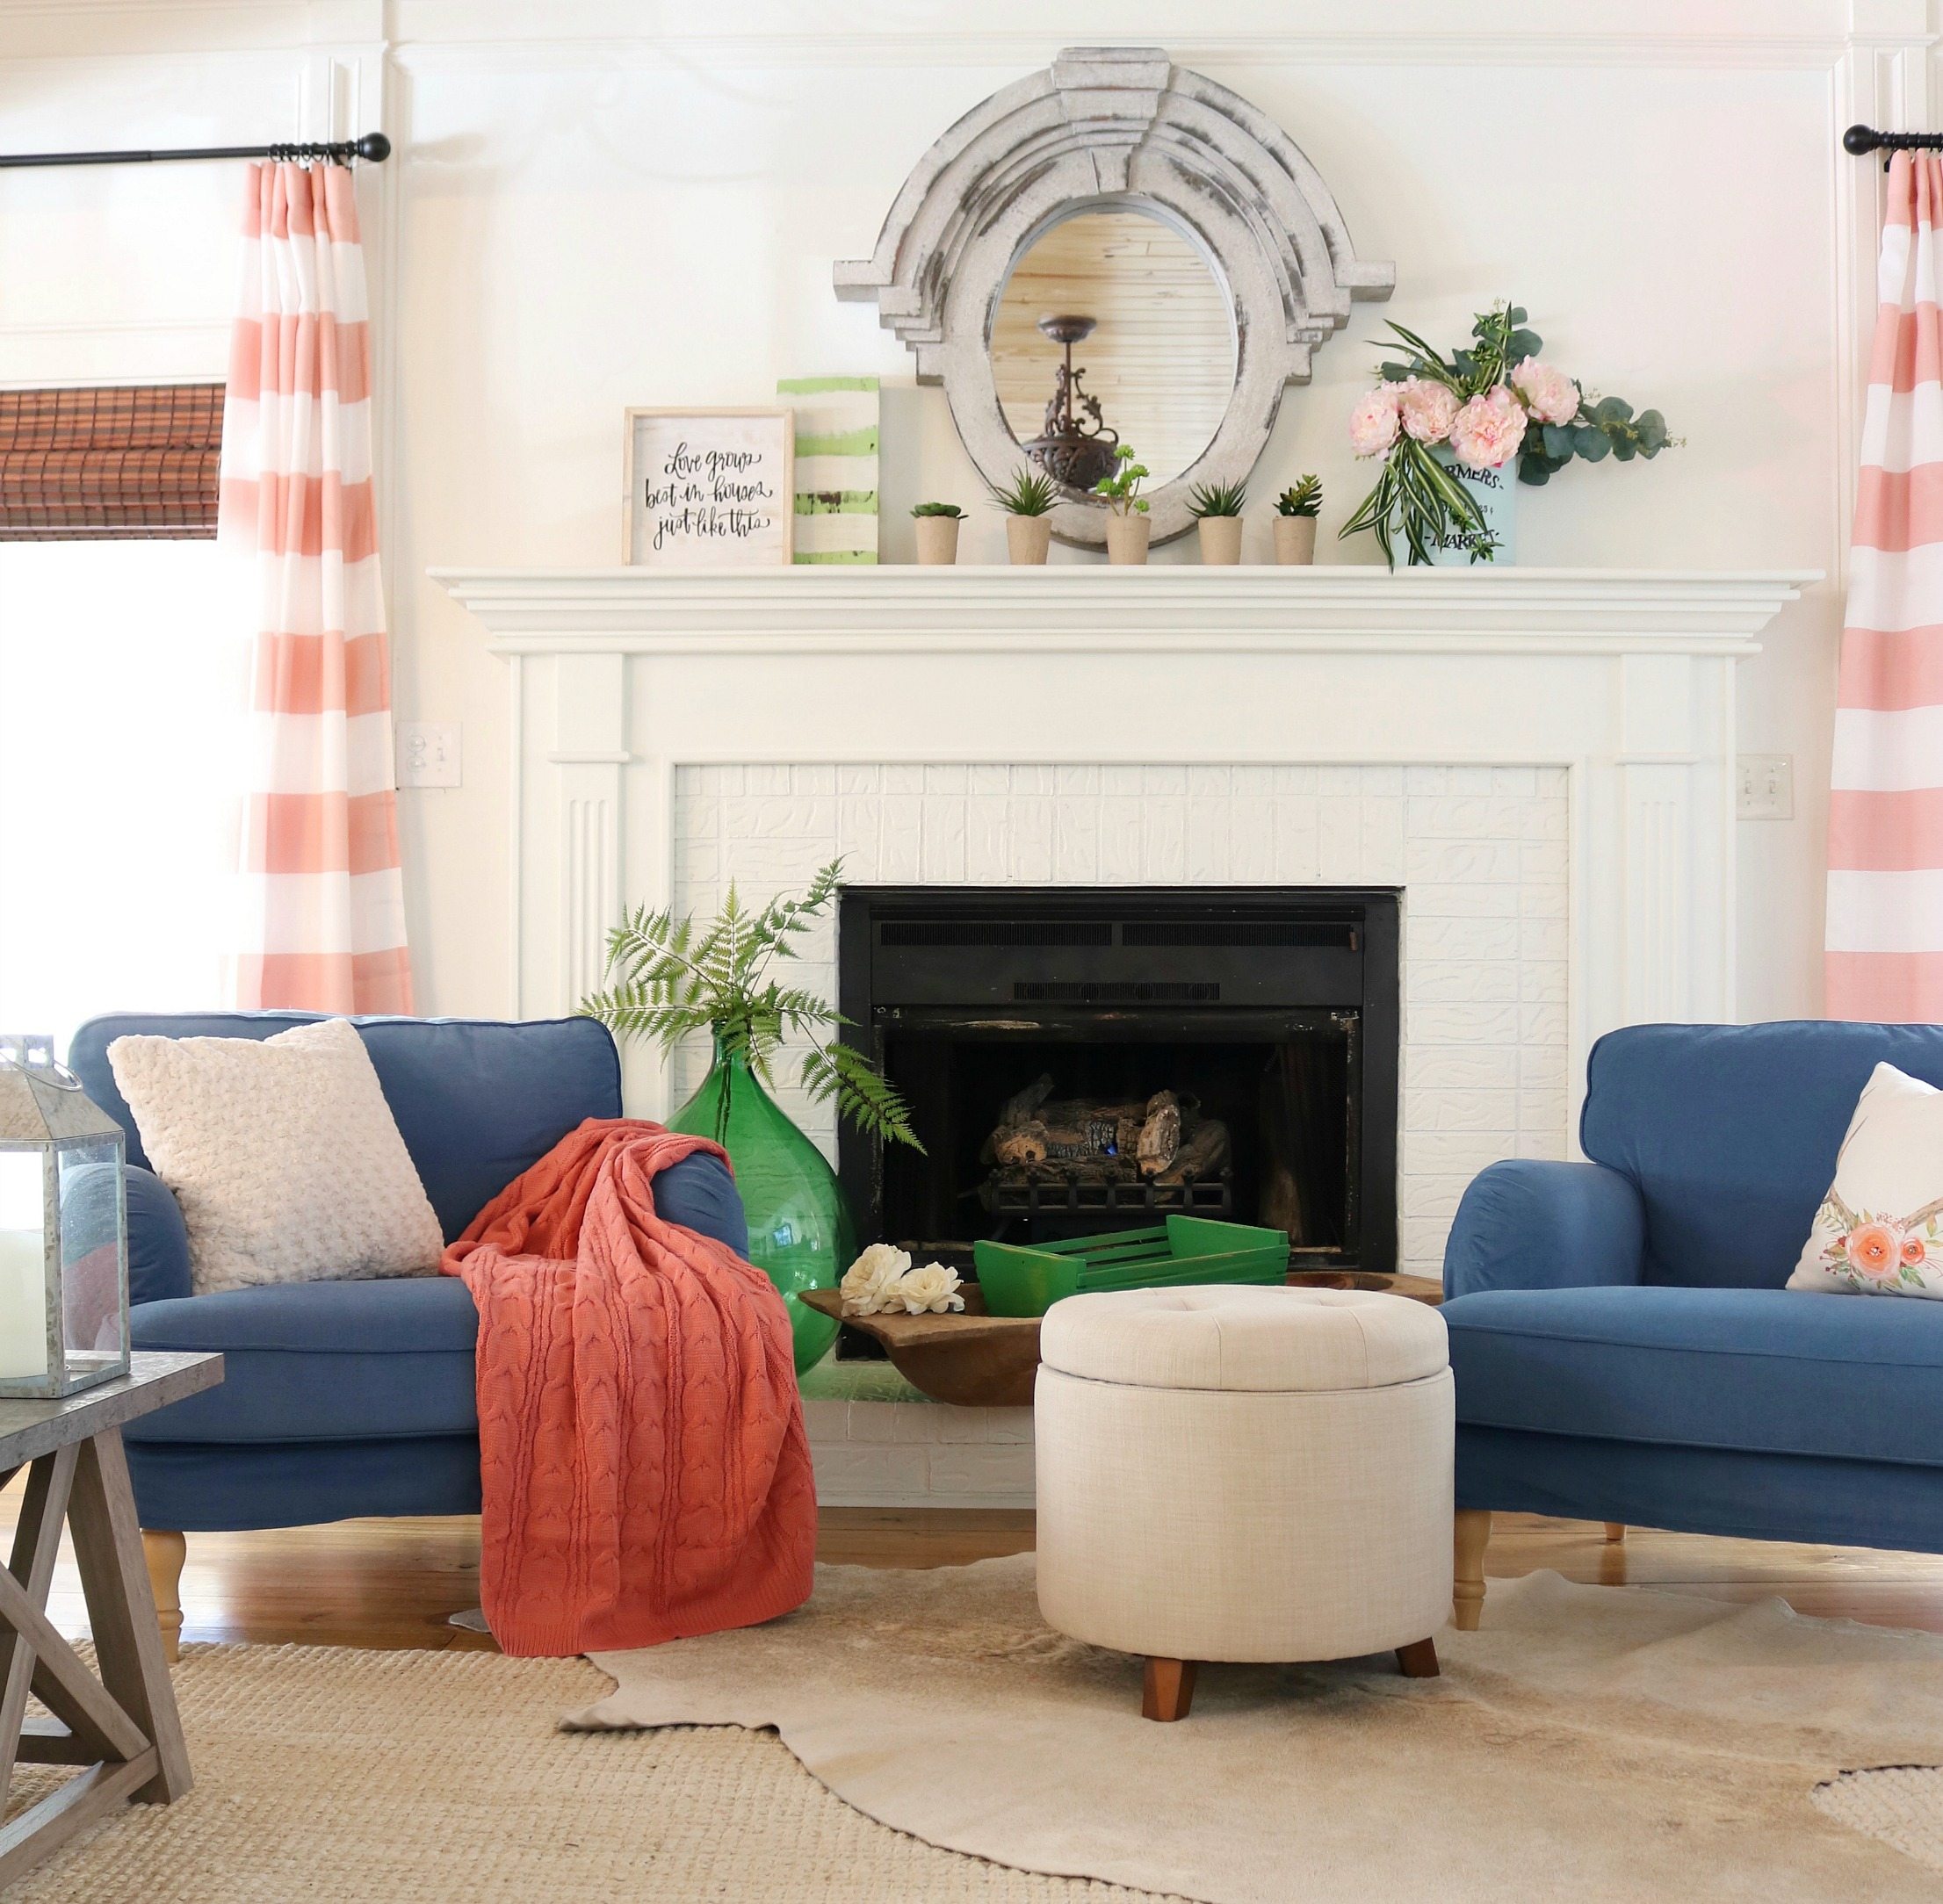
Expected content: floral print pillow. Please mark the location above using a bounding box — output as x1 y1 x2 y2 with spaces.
1788 1063 1943 1299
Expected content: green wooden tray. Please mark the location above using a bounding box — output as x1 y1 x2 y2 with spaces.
972 1215 1290 1319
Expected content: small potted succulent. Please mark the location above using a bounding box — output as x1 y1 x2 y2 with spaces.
1093 444 1151 565
991 468 1058 565
1188 480 1246 565
1274 476 1321 565
911 501 965 566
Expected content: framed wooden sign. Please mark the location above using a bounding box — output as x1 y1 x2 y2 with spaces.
623 407 795 566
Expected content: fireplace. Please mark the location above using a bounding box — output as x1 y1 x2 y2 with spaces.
836 887 1399 1274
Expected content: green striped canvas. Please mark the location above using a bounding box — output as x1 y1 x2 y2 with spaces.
777 375 878 564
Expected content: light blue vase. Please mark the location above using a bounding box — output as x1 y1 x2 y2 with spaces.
1427 451 1518 566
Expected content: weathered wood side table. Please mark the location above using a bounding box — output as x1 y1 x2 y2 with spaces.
0 1351 222 1888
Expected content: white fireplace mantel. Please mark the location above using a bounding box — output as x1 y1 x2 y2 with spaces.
434 565 1811 656
435 564 1815 1174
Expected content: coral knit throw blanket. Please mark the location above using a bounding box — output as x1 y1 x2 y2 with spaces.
441 1119 817 1657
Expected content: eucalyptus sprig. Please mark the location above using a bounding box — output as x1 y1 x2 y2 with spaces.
579 858 924 1152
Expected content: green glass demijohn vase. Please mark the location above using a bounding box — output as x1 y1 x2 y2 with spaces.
667 1029 850 1374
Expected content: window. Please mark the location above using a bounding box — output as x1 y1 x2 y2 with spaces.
0 539 246 1051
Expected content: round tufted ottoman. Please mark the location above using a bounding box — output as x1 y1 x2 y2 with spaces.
1034 1285 1453 1720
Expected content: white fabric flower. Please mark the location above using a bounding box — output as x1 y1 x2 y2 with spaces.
897 1262 965 1316
841 1243 912 1316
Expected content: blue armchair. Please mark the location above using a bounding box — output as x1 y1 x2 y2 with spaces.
69 1012 747 1654
1441 1020 1943 1626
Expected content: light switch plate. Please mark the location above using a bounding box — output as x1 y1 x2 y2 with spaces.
397 722 461 789
1737 753 1792 820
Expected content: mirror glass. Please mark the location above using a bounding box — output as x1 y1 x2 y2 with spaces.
990 207 1236 493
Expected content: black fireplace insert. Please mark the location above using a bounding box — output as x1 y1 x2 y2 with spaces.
836 886 1399 1274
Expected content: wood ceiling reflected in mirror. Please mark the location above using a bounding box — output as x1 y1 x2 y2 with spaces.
837 47 1393 545
991 210 1237 492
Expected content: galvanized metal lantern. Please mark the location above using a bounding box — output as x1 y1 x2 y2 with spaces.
0 1034 130 1400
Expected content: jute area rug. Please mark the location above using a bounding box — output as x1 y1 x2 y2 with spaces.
14 1560 1943 1902
571 1555 1943 1904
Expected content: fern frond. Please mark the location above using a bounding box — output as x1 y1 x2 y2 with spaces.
800 1037 924 1153
769 985 840 1033
585 858 925 1150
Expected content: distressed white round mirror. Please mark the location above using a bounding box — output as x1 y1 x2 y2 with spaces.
836 47 1393 548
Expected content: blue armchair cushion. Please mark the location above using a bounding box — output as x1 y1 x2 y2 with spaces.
128 1279 480 1443
1443 1282 1943 1468
1580 1021 1943 1290
69 1012 623 1242
122 1149 750 1447
1443 1160 1644 1298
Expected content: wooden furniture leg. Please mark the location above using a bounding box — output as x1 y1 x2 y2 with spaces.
1603 1523 1627 1543
74 1436 191 1802
1141 1656 1198 1722
1453 1509 1492 1631
141 1531 186 1665
1396 1636 1440 1677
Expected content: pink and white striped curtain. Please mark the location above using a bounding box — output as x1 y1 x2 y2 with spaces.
1829 151 1943 1021
219 161 413 1014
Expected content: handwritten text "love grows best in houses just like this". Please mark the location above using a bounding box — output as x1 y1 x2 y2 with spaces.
643 440 777 552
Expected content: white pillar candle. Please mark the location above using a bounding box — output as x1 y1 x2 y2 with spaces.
0 1229 49 1381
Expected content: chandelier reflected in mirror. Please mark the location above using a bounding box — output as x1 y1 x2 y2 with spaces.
1021 314 1121 492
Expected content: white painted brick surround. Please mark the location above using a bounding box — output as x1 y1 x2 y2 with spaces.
668 761 1572 1280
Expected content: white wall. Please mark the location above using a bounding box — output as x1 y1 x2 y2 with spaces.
3 0 1926 1027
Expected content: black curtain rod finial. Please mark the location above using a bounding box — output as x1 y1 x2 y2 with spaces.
1845 123 1943 160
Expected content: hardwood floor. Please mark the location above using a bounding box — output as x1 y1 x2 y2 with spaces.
8 1482 1943 1651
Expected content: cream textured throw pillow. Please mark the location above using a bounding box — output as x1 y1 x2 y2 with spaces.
107 1018 444 1296
1788 1062 1943 1299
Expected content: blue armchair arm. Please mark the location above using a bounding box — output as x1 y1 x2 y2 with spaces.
126 1166 192 1306
1442 1159 1645 1296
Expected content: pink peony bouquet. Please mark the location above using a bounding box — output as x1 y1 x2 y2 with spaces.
1341 304 1674 567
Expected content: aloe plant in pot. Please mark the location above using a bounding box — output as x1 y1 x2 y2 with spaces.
580 861 923 1374
991 467 1058 565
1093 444 1151 564
1274 475 1321 565
911 501 964 566
1188 479 1247 565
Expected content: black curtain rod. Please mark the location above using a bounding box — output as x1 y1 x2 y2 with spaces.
0 133 390 171
1845 123 1943 156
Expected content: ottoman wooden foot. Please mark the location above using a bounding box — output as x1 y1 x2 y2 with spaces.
1603 1523 1627 1544
1396 1636 1440 1677
1142 1656 1198 1722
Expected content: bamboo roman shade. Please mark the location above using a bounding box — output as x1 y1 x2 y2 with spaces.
0 385 224 540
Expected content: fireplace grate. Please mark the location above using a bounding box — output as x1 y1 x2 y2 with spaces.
979 1169 1234 1222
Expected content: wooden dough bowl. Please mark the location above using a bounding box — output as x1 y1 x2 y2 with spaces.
800 1271 1440 1410
799 1286 1040 1408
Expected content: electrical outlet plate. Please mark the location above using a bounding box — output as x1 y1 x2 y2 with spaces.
397 722 461 789
1737 753 1792 820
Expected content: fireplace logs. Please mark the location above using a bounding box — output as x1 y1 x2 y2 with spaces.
982 1073 1232 1217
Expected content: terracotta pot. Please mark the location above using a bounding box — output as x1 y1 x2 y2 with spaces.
914 516 962 566
1274 516 1318 566
1005 516 1053 565
1197 516 1244 566
1105 513 1151 566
